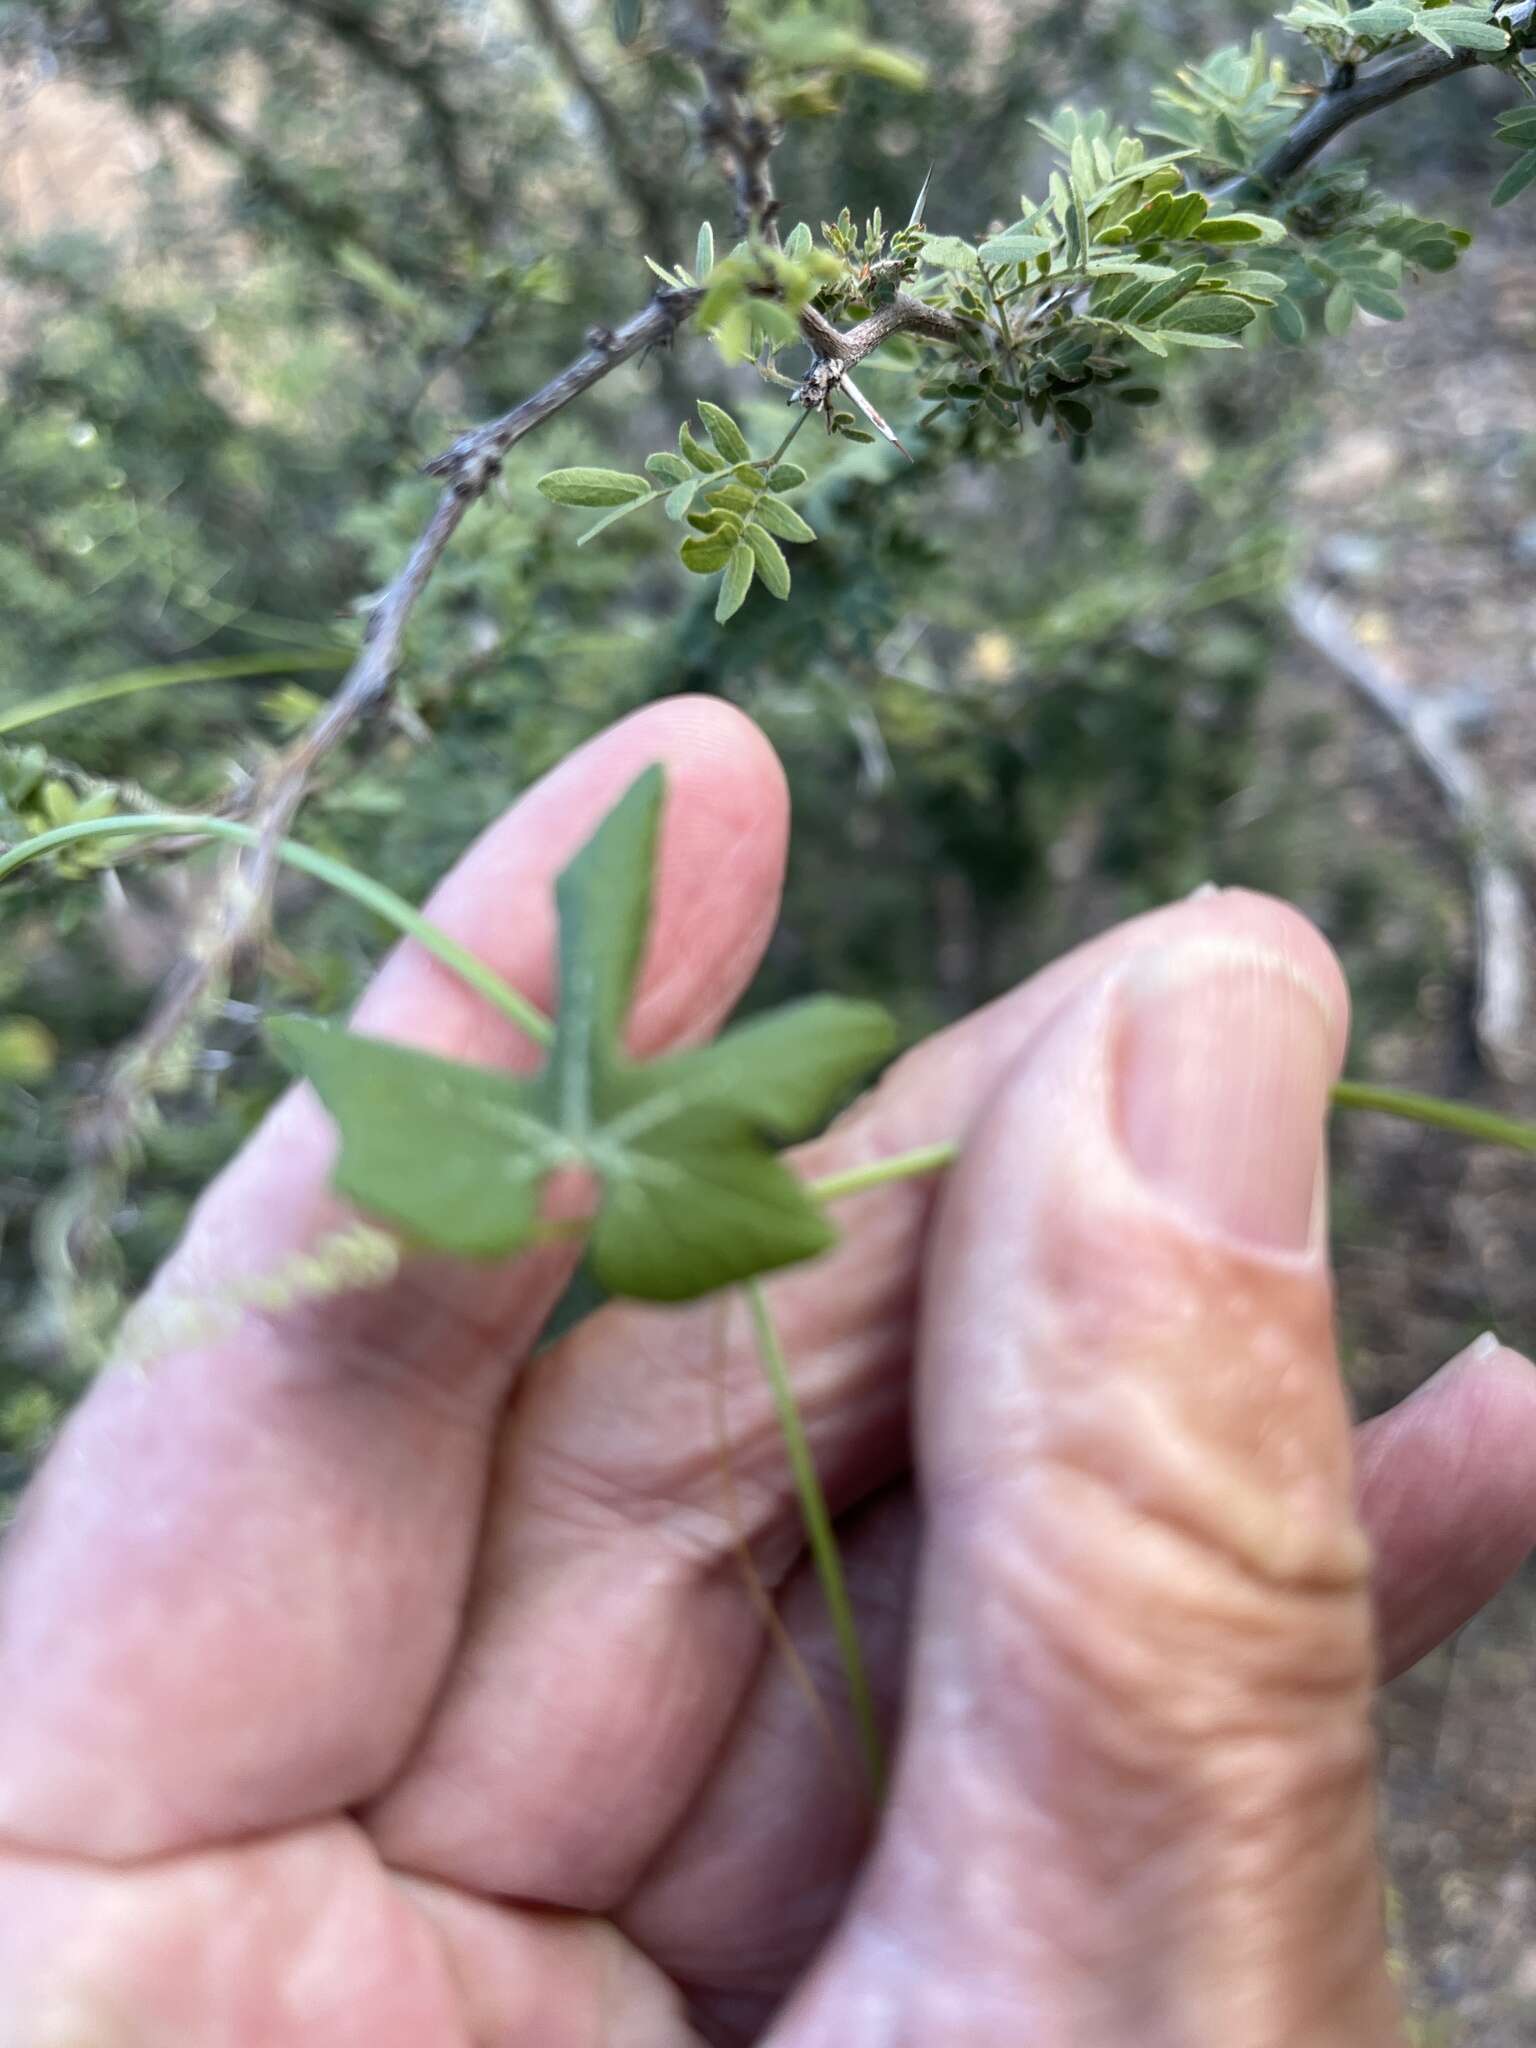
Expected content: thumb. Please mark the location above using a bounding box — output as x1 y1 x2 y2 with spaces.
774 912 1405 2048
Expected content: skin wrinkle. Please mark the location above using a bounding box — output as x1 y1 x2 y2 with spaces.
769 931 1394 2048
983 1471 1376 1758
507 1270 915 1577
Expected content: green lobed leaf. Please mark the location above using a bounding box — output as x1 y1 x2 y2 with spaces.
1152 326 1245 352
538 467 651 507
1160 191 1210 240
267 1019 553 1259
1103 260 1204 324
272 772 897 1301
548 766 663 1108
697 401 752 465
767 463 808 491
646 451 693 484
716 541 756 622
695 219 715 279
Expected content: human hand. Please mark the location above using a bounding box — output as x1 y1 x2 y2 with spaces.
1 700 1532 2047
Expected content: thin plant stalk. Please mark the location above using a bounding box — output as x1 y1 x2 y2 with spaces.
0 813 551 1045
744 1277 886 1800
810 1089 1536 1210
1330 1079 1536 1154
0 650 350 737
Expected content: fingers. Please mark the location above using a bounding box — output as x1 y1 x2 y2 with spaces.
1357 1334 1536 1678
617 1340 1536 2035
620 1485 918 2042
0 1825 467 2048
776 922 1408 2048
0 699 789 1863
365 887 1329 1901
363 881 1536 1917
0 1820 706 2048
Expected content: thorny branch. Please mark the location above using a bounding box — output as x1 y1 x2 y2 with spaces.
68 283 703 1194
36 2 1534 1349
1237 1 1536 197
666 0 781 240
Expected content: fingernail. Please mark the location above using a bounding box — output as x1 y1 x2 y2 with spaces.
1185 880 1221 901
1117 941 1340 1252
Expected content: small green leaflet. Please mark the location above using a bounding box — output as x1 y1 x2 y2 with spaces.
716 541 756 622
697 400 751 465
537 467 650 507
1494 109 1536 207
270 769 896 1301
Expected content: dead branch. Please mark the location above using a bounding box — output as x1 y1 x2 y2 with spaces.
665 0 781 240
1287 581 1533 1084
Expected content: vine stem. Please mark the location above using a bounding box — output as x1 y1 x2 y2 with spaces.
809 1089 1536 1210
0 650 350 738
809 1142 958 1203
1330 1079 1536 1154
743 1277 886 1800
0 813 552 1047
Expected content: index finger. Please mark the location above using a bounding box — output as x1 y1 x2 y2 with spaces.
0 697 790 1863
